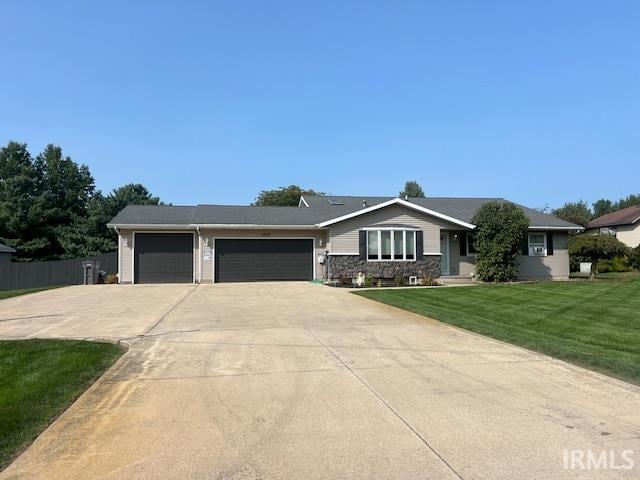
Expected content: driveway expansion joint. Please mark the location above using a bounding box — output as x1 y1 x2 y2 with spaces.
304 327 465 480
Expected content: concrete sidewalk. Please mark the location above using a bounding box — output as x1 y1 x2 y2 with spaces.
1 283 638 479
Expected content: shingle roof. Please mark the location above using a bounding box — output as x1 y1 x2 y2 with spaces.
108 196 582 229
108 204 325 226
0 242 16 253
587 205 640 229
304 196 581 228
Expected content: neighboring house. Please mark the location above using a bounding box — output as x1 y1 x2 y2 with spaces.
585 205 640 248
0 243 16 264
107 196 582 284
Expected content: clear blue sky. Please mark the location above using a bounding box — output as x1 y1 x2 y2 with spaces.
2 1 638 209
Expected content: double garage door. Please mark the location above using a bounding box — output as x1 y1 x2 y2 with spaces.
134 233 313 283
215 239 313 283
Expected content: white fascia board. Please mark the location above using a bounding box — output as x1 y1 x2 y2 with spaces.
106 224 196 230
316 197 476 229
107 223 322 230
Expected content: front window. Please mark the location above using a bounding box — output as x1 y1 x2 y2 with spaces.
528 232 546 256
366 229 416 261
367 231 378 260
467 232 476 255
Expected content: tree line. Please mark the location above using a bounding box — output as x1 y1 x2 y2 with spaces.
0 142 161 261
553 195 640 227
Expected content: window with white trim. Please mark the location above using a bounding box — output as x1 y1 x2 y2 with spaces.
366 229 416 261
528 232 547 256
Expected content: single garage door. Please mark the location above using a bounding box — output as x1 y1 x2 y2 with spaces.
215 239 313 283
134 233 194 284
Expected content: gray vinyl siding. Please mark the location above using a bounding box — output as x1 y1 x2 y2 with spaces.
329 205 458 254
444 230 569 279
518 232 570 280
447 232 475 276
199 229 328 283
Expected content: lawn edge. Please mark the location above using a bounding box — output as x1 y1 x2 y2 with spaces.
0 338 128 472
352 290 640 390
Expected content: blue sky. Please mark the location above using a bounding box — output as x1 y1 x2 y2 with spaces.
1 1 638 209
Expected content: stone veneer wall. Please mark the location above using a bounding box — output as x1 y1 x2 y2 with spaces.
328 255 441 280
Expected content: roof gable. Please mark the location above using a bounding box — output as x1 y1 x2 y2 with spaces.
315 198 475 229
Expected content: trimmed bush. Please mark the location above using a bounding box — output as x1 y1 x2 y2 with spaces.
472 202 529 282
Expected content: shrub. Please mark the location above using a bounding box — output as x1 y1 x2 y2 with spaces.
568 235 630 279
596 256 632 273
105 274 118 284
364 274 375 287
394 275 404 287
339 277 352 287
421 276 438 286
630 246 640 270
472 202 529 282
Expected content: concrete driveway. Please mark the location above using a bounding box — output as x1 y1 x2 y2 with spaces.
1 283 639 479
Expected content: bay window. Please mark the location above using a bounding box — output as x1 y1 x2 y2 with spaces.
365 229 417 261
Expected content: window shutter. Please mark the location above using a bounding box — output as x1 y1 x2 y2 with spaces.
359 231 367 260
459 232 467 256
416 231 424 258
547 232 554 255
520 234 529 256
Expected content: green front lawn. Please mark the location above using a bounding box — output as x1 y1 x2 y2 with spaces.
0 287 59 301
0 340 124 470
355 277 640 384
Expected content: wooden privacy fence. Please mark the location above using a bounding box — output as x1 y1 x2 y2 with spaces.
0 251 117 291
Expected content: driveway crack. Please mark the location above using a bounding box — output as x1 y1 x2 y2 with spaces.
304 327 464 480
142 286 199 338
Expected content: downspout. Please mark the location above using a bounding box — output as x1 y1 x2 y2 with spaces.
196 226 202 284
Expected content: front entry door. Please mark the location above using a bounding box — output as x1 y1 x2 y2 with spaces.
440 232 450 275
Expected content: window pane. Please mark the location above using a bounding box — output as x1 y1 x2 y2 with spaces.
467 233 476 254
393 231 404 259
529 233 544 245
381 231 391 259
367 231 378 260
405 231 415 259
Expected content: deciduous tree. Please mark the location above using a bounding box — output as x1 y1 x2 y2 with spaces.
568 235 629 280
253 185 323 206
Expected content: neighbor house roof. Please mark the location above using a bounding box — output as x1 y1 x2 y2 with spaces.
108 196 582 230
0 242 16 253
587 205 640 229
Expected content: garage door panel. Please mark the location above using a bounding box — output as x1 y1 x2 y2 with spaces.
215 239 313 283
135 233 193 284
